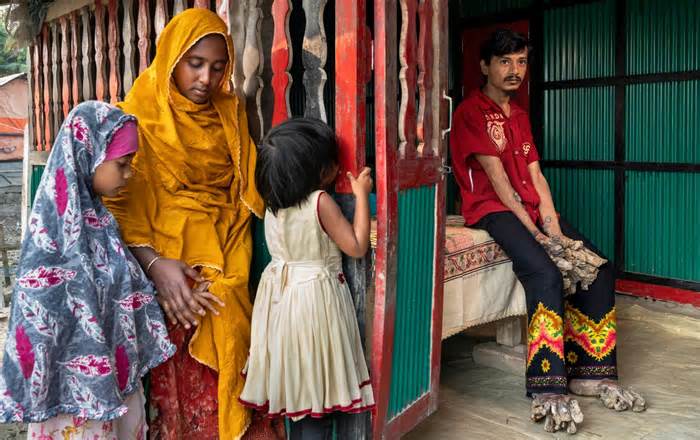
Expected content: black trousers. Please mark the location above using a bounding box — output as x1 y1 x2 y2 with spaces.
473 212 618 395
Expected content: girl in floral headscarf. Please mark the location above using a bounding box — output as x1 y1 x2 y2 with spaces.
0 101 175 439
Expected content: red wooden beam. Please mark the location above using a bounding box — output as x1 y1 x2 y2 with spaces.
384 393 431 439
270 0 292 126
616 280 700 308
107 0 121 103
334 0 369 193
371 0 399 437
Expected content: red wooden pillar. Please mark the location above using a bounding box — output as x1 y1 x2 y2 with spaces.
334 0 371 193
371 0 399 435
270 0 292 126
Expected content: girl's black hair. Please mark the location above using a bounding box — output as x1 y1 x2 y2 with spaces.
480 29 532 64
255 117 338 215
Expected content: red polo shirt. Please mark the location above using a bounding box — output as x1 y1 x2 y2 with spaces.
450 89 541 226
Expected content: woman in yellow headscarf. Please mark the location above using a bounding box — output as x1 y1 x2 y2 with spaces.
105 9 264 439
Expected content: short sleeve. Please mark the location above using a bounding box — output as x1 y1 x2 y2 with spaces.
519 114 540 164
450 103 502 166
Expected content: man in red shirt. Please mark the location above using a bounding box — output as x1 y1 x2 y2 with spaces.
450 29 645 432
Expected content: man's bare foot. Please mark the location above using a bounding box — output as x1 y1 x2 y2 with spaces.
531 393 584 434
570 379 646 412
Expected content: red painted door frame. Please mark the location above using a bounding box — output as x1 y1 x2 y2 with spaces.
371 0 449 437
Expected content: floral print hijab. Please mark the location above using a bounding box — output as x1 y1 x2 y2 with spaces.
0 101 174 423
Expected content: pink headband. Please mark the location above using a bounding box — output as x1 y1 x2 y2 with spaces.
105 120 138 161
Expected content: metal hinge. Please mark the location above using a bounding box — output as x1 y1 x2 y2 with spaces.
439 163 452 175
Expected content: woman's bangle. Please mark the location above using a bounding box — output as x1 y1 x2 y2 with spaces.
145 255 162 274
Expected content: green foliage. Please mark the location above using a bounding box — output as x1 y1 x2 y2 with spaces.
0 8 26 75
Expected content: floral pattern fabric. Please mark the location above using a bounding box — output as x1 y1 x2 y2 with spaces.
0 101 175 424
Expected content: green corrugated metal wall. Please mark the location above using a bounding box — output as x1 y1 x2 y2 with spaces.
388 185 436 418
543 87 615 161
30 165 45 207
543 0 615 81
627 0 700 75
625 172 700 282
541 1 617 265
543 168 615 259
626 81 700 164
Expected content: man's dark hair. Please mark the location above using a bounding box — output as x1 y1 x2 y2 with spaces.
480 29 532 64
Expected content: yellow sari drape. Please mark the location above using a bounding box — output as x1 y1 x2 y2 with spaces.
104 9 263 439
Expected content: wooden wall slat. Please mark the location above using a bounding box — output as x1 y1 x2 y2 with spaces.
300 0 328 121
107 0 121 102
228 0 248 93
398 0 418 159
242 0 264 141
32 42 44 151
270 0 292 126
216 0 230 26
122 0 136 93
59 17 71 118
416 0 433 157
70 11 82 106
94 1 108 102
154 0 168 40
137 0 151 73
173 0 187 15
50 22 62 138
81 7 95 101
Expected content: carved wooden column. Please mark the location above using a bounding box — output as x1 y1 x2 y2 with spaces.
301 0 328 121
107 0 121 102
216 0 230 27
242 0 264 141
122 0 136 93
32 42 44 151
42 27 52 150
50 22 62 136
398 0 418 159
70 11 82 106
154 0 168 40
137 0 151 73
416 0 433 156
81 7 95 101
227 0 248 94
172 0 186 15
194 0 209 8
59 17 71 118
94 1 108 101
270 0 292 126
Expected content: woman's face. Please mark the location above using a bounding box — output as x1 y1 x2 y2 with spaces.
172 34 228 104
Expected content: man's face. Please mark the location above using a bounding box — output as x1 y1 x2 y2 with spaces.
480 48 528 93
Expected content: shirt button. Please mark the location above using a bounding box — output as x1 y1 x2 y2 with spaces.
522 180 527 185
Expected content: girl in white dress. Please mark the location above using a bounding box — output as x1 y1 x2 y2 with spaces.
240 118 375 438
